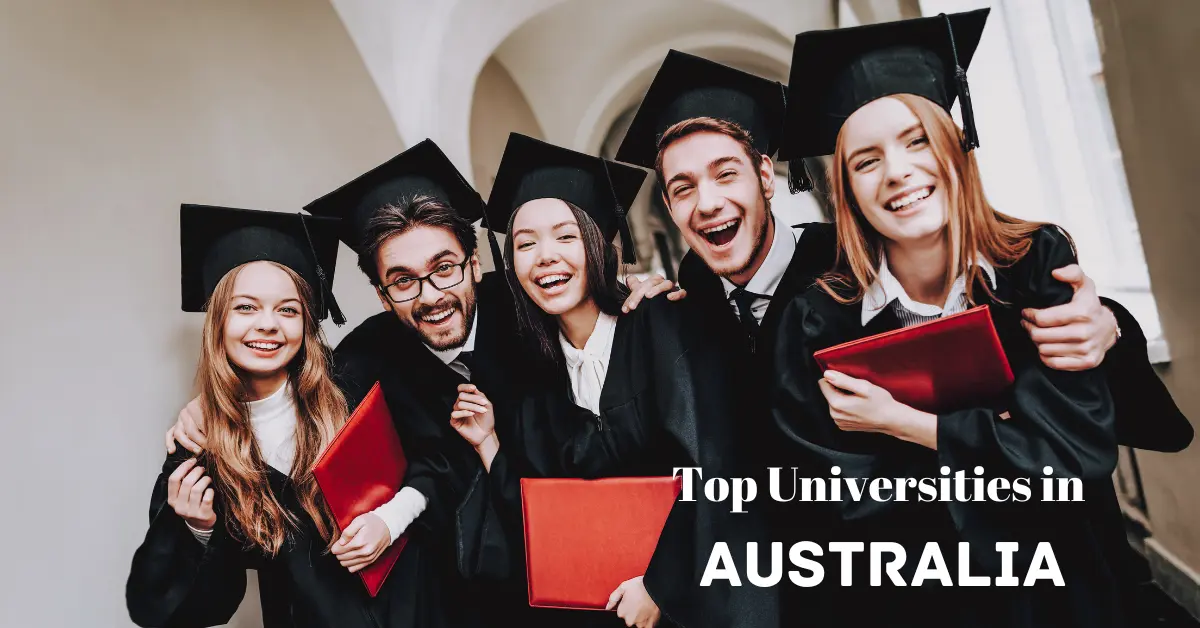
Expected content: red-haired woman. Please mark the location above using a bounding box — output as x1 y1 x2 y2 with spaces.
770 11 1136 627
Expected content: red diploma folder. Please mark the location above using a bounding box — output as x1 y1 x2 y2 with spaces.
313 381 408 597
813 305 1014 413
521 476 682 610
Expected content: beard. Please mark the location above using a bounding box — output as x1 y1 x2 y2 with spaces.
409 285 478 351
712 192 772 280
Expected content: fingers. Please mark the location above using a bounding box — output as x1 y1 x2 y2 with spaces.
641 279 677 299
181 408 207 449
336 543 378 563
456 392 490 407
165 426 176 454
1041 355 1097 372
606 583 625 610
621 276 668 313
823 370 870 396
1050 264 1085 288
625 276 643 292
454 401 488 415
450 410 477 421
666 288 687 301
338 517 366 547
167 458 198 501
199 488 215 517
1023 320 1093 345
188 475 212 511
1036 341 1094 359
1022 302 1089 328
817 378 837 401
458 383 478 394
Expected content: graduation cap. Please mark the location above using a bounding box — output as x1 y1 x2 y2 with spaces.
180 204 346 325
303 139 500 264
779 9 990 187
487 133 647 264
614 50 787 174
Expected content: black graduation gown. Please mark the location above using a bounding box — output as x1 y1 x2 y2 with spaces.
455 296 775 628
769 225 1133 627
675 221 840 627
330 271 532 628
679 220 1190 456
126 448 444 628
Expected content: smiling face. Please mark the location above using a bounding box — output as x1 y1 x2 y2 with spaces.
658 129 774 284
374 224 482 350
509 198 591 317
840 96 949 247
222 261 305 380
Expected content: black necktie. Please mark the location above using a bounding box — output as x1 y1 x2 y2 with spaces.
456 351 475 379
730 287 764 351
730 287 761 330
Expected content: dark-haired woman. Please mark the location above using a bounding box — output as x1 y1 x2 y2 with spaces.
449 134 768 628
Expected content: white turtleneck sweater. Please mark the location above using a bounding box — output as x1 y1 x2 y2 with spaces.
559 312 619 415
186 381 425 546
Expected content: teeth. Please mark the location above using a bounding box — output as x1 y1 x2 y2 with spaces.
887 187 932 211
536 274 571 288
701 219 738 235
247 341 281 350
422 309 454 323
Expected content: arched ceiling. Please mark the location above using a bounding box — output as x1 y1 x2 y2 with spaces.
330 0 838 182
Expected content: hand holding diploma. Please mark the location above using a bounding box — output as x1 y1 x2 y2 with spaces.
332 513 392 573
606 575 661 628
819 370 938 450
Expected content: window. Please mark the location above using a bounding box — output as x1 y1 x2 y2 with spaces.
926 0 1169 362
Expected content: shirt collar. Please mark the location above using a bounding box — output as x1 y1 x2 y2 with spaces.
428 305 478 365
720 210 798 299
861 253 997 326
559 312 618 369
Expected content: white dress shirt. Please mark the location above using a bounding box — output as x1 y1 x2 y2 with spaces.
559 312 619 415
719 212 805 324
862 253 998 327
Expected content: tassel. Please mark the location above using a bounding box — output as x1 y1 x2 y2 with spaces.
941 13 979 152
315 266 346 326
486 228 505 271
600 158 637 264
788 159 813 193
615 203 637 264
297 212 345 326
955 66 980 151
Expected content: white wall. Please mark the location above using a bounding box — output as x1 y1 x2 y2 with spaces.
0 1 401 625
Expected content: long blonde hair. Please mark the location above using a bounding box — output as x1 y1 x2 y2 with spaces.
817 93 1047 304
196 261 347 555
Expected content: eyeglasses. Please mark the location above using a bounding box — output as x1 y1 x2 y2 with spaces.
381 259 471 303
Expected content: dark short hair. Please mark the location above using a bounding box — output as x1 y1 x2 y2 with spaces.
356 195 479 285
653 116 764 191
503 200 628 364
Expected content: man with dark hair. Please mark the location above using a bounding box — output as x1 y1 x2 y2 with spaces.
165 139 680 626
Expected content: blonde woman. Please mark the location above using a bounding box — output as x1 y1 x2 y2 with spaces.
126 206 441 628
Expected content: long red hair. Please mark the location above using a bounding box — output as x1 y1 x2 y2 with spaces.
817 93 1048 304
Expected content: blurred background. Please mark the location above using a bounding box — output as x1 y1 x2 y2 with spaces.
2 0 1197 625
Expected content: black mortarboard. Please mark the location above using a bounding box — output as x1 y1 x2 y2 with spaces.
614 50 787 172
780 9 990 172
487 133 647 264
302 139 499 264
180 204 346 325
